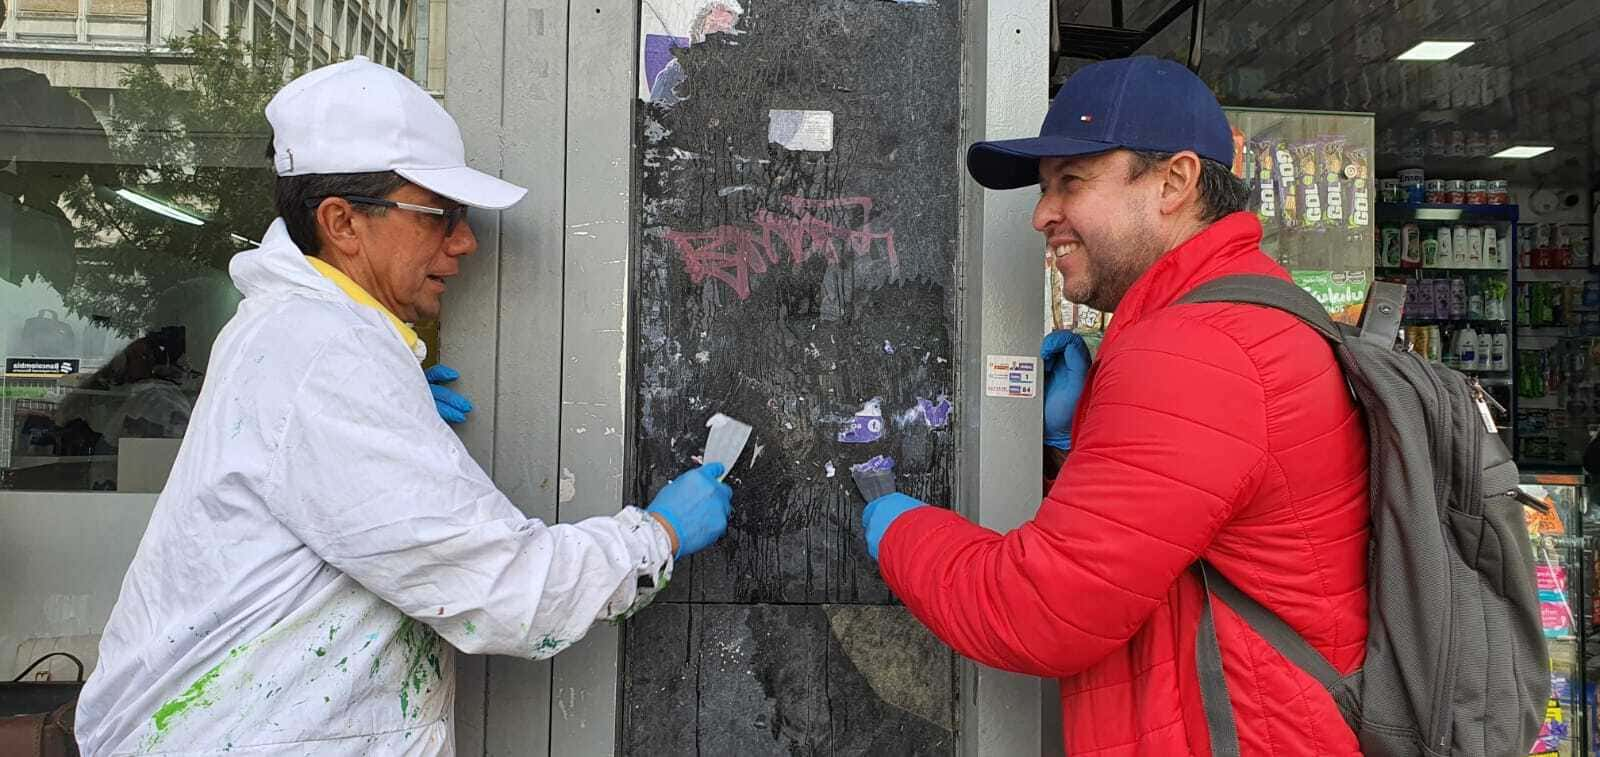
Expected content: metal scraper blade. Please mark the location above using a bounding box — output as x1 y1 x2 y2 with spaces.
704 413 752 481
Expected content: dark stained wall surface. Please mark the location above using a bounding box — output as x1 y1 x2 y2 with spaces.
624 0 965 752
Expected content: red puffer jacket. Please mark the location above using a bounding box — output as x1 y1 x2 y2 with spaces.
880 212 1370 756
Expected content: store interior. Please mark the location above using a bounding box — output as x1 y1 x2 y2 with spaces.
1050 1 1599 754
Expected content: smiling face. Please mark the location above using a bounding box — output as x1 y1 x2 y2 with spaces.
315 183 476 322
1033 151 1168 313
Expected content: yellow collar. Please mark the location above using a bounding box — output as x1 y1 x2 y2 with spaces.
305 256 420 350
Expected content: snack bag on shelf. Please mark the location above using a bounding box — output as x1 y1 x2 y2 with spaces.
1254 140 1277 227
1276 142 1298 228
1294 142 1323 228
1344 146 1371 232
1323 138 1347 229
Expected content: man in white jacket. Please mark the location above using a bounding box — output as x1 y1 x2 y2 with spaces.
76 57 732 756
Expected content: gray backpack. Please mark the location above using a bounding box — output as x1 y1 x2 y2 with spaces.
1177 274 1550 757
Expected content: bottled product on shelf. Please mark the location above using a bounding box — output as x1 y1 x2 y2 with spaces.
1519 223 1593 269
1378 223 1507 270
1380 168 1510 207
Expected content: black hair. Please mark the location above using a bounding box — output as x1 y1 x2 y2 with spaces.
1125 150 1250 223
264 137 407 254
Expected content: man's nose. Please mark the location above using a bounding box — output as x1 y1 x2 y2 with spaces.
1032 195 1060 234
448 220 479 256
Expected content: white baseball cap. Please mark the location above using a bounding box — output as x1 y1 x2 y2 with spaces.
265 56 527 210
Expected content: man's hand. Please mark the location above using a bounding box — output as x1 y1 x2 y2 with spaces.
646 463 734 558
425 364 474 424
862 493 926 560
1041 330 1091 451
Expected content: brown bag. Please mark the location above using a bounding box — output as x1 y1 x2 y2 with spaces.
0 653 81 757
0 701 77 757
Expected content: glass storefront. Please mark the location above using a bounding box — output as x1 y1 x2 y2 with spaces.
1053 0 1598 471
1 0 447 491
1050 2 1598 754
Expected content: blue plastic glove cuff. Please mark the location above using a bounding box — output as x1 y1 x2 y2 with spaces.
862 493 926 561
646 463 733 558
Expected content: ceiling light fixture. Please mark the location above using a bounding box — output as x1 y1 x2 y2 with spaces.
1395 41 1475 61
116 188 205 226
1491 145 1555 159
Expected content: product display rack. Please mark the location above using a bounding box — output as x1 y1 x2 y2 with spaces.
1377 201 1520 451
1513 218 1600 469
1523 471 1592 757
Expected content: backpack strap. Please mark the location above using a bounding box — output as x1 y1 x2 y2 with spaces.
1176 275 1380 755
1178 274 1408 349
1193 562 1347 757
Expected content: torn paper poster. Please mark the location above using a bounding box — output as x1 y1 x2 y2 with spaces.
851 456 896 502
837 399 885 444
768 109 834 152
638 0 745 101
918 396 952 428
851 455 895 473
704 413 752 480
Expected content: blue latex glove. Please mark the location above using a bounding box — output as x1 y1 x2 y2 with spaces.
425 364 474 424
646 463 734 558
1040 330 1091 451
862 493 927 561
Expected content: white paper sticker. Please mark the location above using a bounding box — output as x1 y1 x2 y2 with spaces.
768 109 834 152
985 355 1037 399
704 413 753 480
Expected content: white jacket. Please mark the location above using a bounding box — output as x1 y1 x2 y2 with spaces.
77 220 673 756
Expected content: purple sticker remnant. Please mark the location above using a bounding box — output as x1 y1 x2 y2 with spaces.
642 34 689 91
917 396 952 429
850 455 895 473
837 399 885 444
837 414 884 444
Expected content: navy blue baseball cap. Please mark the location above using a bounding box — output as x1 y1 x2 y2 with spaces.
967 56 1233 190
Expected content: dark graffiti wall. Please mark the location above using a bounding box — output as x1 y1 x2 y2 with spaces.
624 0 964 752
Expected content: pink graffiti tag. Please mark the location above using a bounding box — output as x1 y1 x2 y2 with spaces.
665 196 898 300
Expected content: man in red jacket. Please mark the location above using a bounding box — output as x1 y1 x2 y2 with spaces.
863 56 1371 756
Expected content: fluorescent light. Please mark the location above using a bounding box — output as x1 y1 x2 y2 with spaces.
1491 145 1555 159
1395 41 1475 61
116 188 205 226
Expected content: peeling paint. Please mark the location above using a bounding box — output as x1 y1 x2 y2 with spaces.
558 468 578 503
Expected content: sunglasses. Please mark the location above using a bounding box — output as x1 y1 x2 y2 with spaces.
304 195 469 236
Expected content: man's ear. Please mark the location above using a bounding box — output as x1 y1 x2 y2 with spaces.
1158 151 1204 217
315 198 363 257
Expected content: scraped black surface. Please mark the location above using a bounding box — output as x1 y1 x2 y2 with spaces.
622 604 956 756
629 0 961 602
623 0 963 752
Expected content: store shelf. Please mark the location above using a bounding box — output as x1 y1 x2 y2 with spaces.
1518 326 1584 337
1376 202 1520 223
1402 318 1509 325
1376 266 1510 274
1518 267 1595 281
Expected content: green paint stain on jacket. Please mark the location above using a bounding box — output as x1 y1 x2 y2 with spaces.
397 618 443 719
151 663 223 733
147 643 251 746
464 620 477 635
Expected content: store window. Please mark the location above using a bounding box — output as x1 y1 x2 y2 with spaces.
2 0 446 492
1051 4 1596 753
1051 0 1599 469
